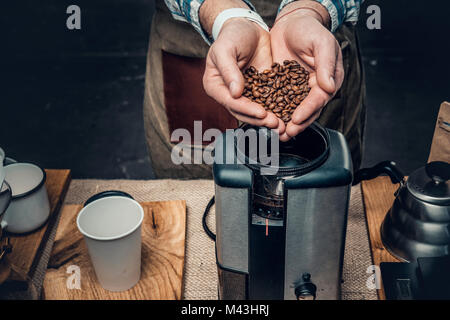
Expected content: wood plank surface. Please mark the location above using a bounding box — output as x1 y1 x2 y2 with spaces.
6 169 71 285
361 176 401 300
43 200 186 300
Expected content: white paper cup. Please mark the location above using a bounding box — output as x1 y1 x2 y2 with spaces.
1 163 50 234
77 196 144 292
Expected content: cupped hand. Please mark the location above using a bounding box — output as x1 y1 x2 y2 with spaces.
270 11 344 141
203 19 286 134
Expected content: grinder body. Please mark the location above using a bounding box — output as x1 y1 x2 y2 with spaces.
213 126 352 300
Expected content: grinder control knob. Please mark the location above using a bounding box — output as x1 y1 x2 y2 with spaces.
295 273 317 300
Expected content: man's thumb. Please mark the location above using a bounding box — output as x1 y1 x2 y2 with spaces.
315 46 338 94
316 66 336 94
214 49 245 98
221 70 244 98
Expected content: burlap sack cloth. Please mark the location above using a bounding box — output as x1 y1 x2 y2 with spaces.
61 179 377 300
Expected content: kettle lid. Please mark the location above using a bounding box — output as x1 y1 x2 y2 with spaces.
407 161 450 205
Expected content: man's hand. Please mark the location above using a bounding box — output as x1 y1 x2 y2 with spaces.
200 0 284 133
270 1 344 141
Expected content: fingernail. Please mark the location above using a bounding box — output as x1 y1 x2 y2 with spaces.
229 81 239 97
329 76 336 90
258 109 267 119
292 115 302 125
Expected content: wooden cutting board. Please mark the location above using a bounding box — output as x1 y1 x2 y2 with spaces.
361 177 402 300
43 200 186 300
2 170 71 288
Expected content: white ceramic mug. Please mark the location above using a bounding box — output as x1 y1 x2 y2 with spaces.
0 148 5 196
1 163 50 234
77 195 144 292
0 147 17 166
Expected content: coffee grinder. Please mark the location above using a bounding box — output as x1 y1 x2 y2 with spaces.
211 123 353 300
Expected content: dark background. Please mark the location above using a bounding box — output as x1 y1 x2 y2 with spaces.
1 0 449 179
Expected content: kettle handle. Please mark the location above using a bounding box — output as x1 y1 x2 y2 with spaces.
353 161 405 186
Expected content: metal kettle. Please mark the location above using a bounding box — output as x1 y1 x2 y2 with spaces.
354 161 450 262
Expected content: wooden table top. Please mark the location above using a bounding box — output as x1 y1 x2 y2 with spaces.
1 169 71 295
361 176 402 300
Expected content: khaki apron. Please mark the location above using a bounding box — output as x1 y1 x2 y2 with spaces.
144 0 366 179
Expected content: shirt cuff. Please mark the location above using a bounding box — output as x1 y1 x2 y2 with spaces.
278 0 342 32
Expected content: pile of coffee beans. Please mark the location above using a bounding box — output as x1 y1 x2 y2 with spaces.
243 60 310 123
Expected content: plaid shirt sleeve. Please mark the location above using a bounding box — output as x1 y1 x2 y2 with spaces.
163 0 256 45
279 0 362 32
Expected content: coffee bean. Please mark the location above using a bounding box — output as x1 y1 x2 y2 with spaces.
243 60 311 123
275 96 284 103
